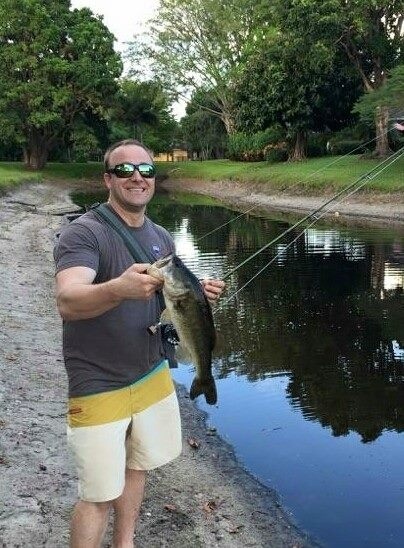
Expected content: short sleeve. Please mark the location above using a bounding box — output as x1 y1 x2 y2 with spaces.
54 222 100 274
154 223 176 255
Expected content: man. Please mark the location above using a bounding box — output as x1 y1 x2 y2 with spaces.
54 139 225 548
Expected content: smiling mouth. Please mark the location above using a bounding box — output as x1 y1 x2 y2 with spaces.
126 187 146 193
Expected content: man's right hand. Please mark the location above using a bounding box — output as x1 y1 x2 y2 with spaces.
113 263 163 300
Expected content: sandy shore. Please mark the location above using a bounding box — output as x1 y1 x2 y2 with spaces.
160 178 404 225
0 181 314 547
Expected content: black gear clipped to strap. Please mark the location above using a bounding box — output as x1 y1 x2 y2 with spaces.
161 323 180 346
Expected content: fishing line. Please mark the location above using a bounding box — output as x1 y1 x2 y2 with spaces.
195 204 258 242
194 127 396 243
215 146 404 312
214 145 404 308
220 146 404 281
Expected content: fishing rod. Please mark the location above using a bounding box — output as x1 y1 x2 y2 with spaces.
220 144 404 283
195 127 396 243
214 145 404 312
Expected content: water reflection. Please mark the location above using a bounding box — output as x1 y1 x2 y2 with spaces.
73 189 404 443
71 188 404 546
146 196 404 447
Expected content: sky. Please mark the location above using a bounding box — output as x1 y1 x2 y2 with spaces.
70 0 160 52
70 1 187 118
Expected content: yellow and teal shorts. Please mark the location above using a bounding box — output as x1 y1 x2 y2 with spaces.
67 360 182 502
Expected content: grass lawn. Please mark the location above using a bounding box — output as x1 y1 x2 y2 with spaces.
0 162 102 191
157 154 404 193
0 154 403 193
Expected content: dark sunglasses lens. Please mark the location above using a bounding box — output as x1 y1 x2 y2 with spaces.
138 163 156 178
114 163 135 178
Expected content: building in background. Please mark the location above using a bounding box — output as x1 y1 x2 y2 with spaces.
154 148 188 162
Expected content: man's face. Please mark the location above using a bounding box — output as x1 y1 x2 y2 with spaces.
104 144 155 212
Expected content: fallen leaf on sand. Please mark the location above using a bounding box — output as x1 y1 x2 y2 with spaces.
187 437 200 449
203 500 218 514
228 524 244 534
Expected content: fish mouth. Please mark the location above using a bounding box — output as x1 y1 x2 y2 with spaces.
153 254 174 269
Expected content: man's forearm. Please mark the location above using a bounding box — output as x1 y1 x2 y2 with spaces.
57 278 124 321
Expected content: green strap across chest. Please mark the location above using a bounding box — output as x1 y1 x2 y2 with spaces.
93 203 166 311
93 203 154 264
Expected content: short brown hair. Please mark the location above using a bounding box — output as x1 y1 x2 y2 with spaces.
104 140 154 170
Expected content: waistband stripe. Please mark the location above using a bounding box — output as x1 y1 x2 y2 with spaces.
68 361 175 428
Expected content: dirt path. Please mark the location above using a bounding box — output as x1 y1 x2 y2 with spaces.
0 182 313 547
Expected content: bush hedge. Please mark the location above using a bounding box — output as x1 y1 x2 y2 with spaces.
329 139 369 155
228 125 286 161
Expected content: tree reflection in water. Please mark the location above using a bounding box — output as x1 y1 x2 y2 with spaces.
72 189 404 444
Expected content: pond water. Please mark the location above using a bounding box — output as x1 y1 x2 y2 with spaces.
72 189 404 548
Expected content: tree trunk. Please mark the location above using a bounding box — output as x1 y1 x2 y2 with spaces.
221 110 236 135
23 146 49 169
23 132 50 169
374 105 390 158
289 130 307 161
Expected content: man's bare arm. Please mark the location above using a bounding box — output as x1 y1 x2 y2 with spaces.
56 264 162 321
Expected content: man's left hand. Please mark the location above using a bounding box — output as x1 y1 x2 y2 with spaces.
201 279 225 303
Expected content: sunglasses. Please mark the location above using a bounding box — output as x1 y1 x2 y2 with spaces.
106 162 156 179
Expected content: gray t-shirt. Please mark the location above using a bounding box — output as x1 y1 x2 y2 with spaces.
54 207 175 397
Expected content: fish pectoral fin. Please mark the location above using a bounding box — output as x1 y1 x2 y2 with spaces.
190 376 217 406
160 308 171 324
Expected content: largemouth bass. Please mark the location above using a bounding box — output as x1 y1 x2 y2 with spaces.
148 254 217 405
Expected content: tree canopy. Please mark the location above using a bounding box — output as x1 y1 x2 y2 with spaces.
234 21 362 159
268 0 404 156
0 0 122 168
0 0 402 165
354 64 404 120
110 79 178 154
127 0 268 134
179 89 228 159
128 0 403 159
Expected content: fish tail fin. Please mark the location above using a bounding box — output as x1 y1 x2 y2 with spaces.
190 376 217 405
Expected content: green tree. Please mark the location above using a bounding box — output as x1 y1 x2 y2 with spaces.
234 20 361 159
354 64 404 123
269 0 403 157
113 80 160 140
127 0 268 134
110 79 178 153
0 0 122 169
335 0 403 156
179 89 228 159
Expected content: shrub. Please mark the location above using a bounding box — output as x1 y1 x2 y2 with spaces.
329 139 368 155
228 132 250 161
307 133 329 157
264 145 288 163
228 125 286 161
